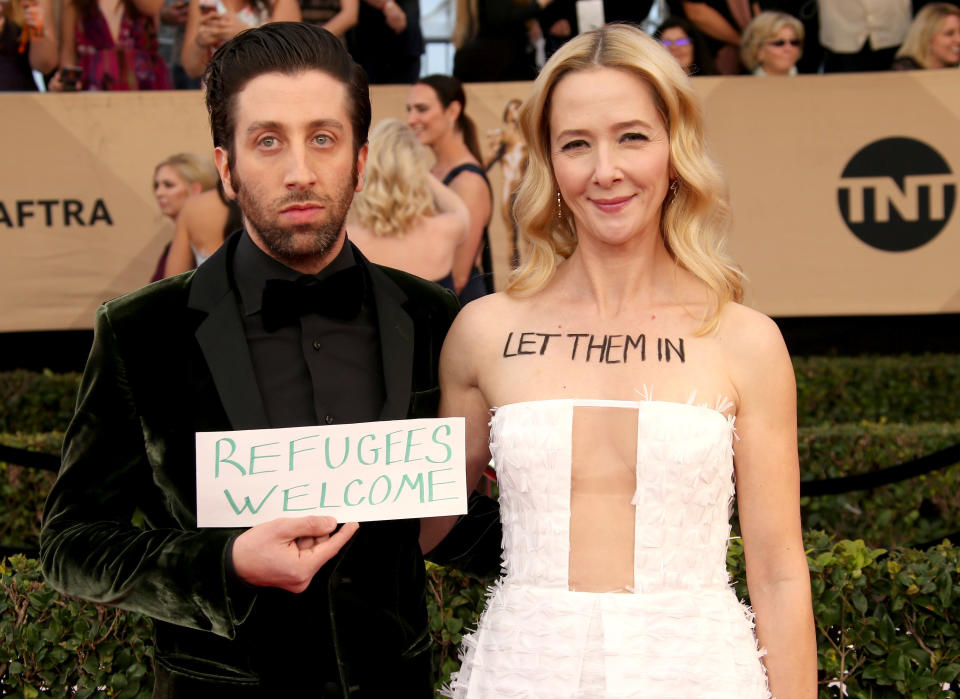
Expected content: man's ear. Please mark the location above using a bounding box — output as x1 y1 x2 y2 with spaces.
214 147 237 199
355 143 369 193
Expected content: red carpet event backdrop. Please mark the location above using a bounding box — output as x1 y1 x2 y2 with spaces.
1 71 958 332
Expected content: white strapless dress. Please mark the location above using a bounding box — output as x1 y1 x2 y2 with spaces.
445 398 770 699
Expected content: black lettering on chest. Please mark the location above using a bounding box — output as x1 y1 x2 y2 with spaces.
502 331 685 363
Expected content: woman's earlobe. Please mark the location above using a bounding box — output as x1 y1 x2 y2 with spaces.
447 100 463 124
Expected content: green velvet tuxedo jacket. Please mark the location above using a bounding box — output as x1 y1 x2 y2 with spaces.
40 234 499 698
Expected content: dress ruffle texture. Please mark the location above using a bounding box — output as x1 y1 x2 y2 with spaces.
444 398 771 698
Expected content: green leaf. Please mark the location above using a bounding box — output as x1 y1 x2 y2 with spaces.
852 592 868 614
935 664 960 683
887 649 907 681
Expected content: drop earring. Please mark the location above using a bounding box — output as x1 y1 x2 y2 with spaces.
556 191 563 220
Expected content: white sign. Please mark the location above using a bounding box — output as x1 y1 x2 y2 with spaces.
195 418 467 527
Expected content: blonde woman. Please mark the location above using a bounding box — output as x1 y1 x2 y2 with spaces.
349 119 469 288
150 152 218 281
153 152 219 220
893 2 960 70
741 11 803 76
428 23 816 698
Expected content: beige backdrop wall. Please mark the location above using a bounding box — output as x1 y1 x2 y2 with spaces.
1 71 958 332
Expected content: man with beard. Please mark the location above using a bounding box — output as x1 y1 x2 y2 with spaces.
40 22 499 698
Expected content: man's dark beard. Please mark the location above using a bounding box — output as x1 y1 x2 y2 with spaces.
233 164 357 266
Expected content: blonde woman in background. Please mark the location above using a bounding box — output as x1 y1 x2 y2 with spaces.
349 119 469 289
740 11 803 76
154 152 219 220
431 23 815 698
893 3 960 70
162 186 241 277
150 152 218 281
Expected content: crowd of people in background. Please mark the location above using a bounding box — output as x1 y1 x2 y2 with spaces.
3 0 959 93
4 0 959 295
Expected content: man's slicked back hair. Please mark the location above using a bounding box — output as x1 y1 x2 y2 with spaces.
203 22 372 167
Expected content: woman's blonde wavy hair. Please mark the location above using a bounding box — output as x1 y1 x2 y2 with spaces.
351 118 436 237
896 3 960 68
508 23 744 334
153 152 219 192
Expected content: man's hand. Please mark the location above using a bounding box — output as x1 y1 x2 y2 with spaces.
232 516 359 593
382 0 406 34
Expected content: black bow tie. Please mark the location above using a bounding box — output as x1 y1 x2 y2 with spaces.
260 266 365 332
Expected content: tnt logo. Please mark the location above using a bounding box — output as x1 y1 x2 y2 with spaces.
838 137 955 252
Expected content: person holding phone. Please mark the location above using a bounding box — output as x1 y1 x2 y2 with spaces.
180 0 299 79
158 0 195 87
52 0 173 90
0 0 57 91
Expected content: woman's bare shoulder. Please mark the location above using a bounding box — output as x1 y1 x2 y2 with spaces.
716 301 793 399
717 302 786 355
447 292 531 345
456 290 526 323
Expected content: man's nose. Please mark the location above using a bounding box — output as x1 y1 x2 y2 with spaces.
283 144 318 190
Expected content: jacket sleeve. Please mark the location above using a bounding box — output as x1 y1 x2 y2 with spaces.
39 304 253 638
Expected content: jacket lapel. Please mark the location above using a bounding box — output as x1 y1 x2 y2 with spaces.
187 233 269 430
358 248 414 421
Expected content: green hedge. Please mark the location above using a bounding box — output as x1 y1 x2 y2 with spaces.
0 433 60 553
794 354 960 426
798 421 960 548
1 556 153 698
3 354 959 433
0 372 79 435
4 534 959 697
801 534 960 698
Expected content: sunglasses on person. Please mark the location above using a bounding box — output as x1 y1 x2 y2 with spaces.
765 38 801 47
661 38 692 47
